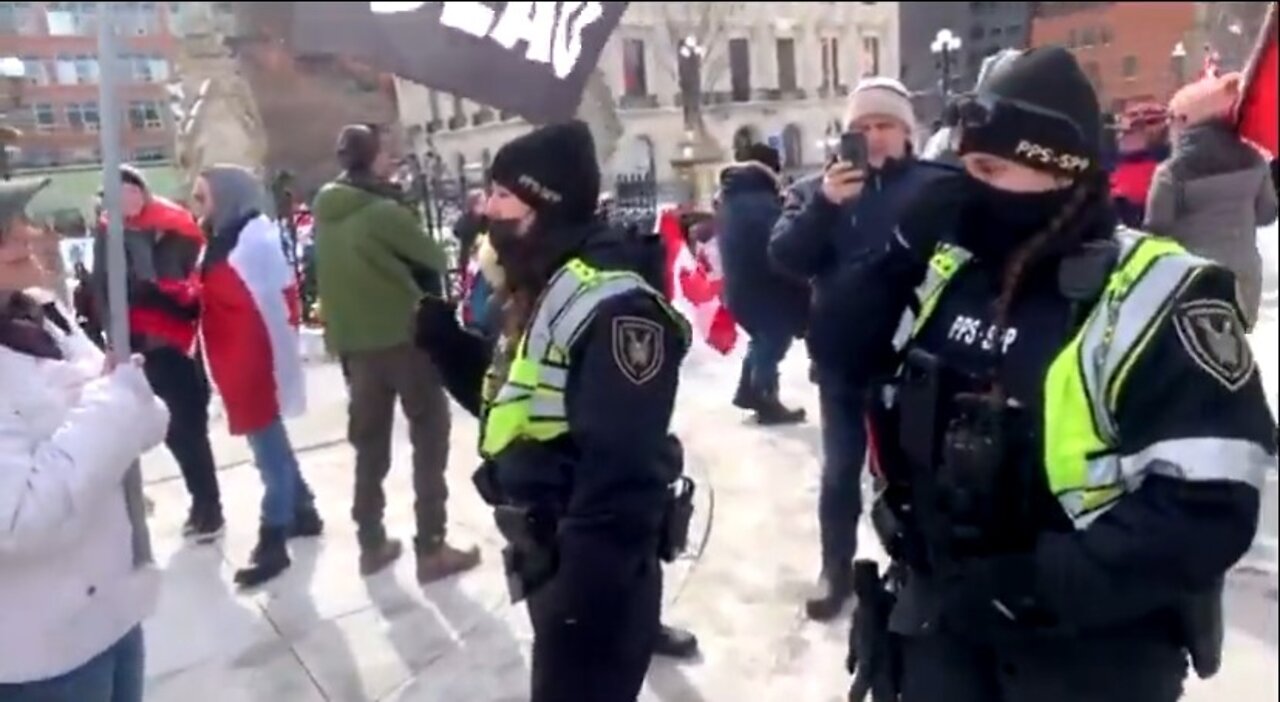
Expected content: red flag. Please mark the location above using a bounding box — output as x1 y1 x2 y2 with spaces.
1236 3 1279 157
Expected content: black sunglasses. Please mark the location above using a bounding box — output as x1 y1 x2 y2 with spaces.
945 92 1087 148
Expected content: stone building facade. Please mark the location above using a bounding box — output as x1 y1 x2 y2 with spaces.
397 2 901 187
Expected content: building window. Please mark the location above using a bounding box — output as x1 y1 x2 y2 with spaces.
1122 55 1138 80
127 100 164 131
32 102 57 131
776 38 797 92
970 25 986 41
129 54 156 82
20 56 50 86
1008 24 1023 41
45 2 97 36
54 54 78 85
1 2 41 34
428 89 441 122
821 37 840 89
73 55 97 84
862 35 881 76
729 37 752 102
118 2 159 36
133 146 167 163
1101 26 1113 45
1081 27 1097 48
622 38 648 97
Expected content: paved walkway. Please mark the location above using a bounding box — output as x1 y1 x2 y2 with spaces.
140 297 1279 701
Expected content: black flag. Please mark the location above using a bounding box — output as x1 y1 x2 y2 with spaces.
288 2 628 123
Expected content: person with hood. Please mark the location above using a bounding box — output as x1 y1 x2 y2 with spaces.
193 165 322 588
312 124 479 583
94 165 224 543
413 121 693 699
717 142 809 424
1144 72 1279 330
0 177 169 701
770 76 954 621
845 46 1269 701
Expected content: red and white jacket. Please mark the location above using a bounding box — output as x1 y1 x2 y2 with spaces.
200 213 306 435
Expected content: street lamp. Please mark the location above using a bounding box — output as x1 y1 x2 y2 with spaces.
677 34 706 131
931 28 963 99
1171 41 1188 91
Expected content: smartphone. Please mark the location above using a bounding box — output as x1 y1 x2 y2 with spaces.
839 132 869 169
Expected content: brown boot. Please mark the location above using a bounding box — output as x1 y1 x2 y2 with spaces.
359 538 404 577
416 542 481 584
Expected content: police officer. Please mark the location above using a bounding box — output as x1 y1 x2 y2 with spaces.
845 47 1273 701
414 121 692 701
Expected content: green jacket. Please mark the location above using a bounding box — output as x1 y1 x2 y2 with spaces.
312 182 447 354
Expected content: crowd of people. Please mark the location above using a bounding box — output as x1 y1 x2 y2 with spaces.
0 39 1276 702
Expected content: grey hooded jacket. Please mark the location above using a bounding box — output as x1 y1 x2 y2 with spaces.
1145 121 1278 328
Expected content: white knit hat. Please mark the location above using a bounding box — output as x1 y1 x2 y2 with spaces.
847 77 915 129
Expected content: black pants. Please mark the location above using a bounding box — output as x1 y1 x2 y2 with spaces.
143 346 221 511
899 629 1188 702
527 532 660 702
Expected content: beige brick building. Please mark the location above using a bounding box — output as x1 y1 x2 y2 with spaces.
396 2 902 187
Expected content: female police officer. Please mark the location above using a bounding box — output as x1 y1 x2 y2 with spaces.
846 46 1273 701
414 121 691 702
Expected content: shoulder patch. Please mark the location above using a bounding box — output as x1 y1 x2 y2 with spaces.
1171 299 1254 392
612 315 664 385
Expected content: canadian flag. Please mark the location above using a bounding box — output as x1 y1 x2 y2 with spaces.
1236 3 1279 158
656 207 739 355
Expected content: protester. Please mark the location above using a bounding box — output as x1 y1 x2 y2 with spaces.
193 165 323 588
1111 102 1170 228
1145 72 1279 330
94 165 224 543
1 177 169 702
453 188 488 273
313 123 479 582
770 76 952 621
717 142 808 424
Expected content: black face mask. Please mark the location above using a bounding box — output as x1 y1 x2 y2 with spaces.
958 177 1076 264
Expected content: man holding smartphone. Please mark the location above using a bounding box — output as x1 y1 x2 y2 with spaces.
770 77 953 621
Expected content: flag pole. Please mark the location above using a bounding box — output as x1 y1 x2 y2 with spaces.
98 0 154 566
98 1 129 360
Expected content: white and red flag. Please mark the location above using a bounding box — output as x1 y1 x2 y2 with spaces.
655 207 738 355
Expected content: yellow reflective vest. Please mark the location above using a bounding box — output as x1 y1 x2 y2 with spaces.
896 228 1267 528
479 257 689 459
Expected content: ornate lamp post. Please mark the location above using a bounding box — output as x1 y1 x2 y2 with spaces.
931 29 963 99
670 34 723 208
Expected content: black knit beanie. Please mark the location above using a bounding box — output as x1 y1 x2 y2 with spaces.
740 142 782 174
489 120 600 226
955 46 1103 177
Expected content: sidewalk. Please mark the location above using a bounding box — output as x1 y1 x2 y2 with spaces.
140 339 1278 701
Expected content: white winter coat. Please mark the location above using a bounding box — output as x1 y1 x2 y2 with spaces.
0 297 168 683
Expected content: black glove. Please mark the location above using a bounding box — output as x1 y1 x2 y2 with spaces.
895 170 974 265
414 294 461 349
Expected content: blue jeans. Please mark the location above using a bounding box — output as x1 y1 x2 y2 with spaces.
743 331 793 395
817 384 868 571
246 418 315 529
0 627 143 702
